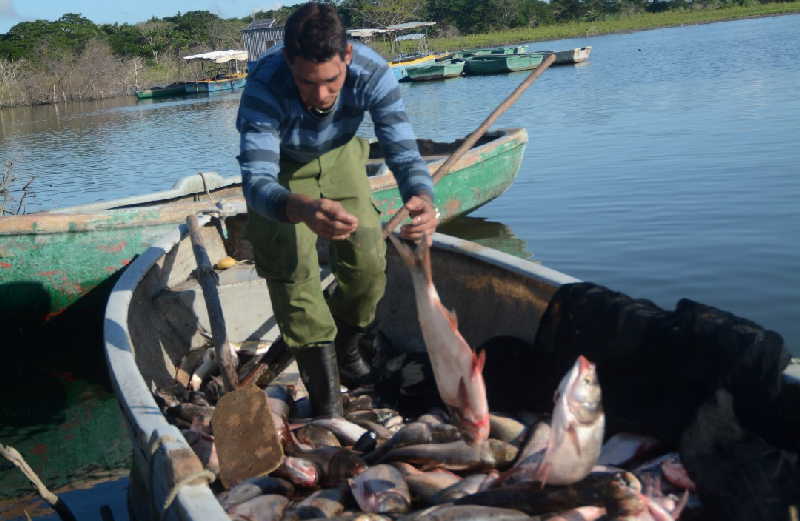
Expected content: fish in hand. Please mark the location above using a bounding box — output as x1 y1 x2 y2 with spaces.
387 234 490 445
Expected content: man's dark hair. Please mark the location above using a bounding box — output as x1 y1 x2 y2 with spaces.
283 2 348 63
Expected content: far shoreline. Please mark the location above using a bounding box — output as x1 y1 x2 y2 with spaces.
0 4 798 110
380 3 800 57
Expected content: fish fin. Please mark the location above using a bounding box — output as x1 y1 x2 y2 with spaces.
387 233 417 268
457 376 469 406
534 460 551 488
418 234 433 285
472 349 486 377
447 308 459 329
567 422 582 457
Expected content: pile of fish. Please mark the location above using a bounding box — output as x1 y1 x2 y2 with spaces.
155 351 701 521
152 237 705 520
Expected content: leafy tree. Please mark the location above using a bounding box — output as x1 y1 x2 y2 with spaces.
138 19 174 62
519 0 555 27
550 0 587 21
101 23 147 58
427 0 488 33
166 10 221 49
359 0 428 26
1 20 61 60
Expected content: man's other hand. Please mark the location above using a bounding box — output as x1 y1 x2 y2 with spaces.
400 194 437 245
287 194 358 240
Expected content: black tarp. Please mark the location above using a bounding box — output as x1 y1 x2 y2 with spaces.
481 282 800 521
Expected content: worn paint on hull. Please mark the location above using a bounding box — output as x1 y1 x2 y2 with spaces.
0 129 528 325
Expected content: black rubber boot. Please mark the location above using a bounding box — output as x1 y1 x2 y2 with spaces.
333 318 374 388
293 342 343 418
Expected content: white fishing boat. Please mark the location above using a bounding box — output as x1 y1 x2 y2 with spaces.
104 214 798 520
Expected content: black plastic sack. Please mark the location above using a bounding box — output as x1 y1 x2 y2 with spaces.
479 282 800 521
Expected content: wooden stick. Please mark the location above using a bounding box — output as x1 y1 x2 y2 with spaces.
383 52 556 238
0 444 78 521
186 215 238 392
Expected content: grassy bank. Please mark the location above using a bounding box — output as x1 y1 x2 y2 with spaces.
372 1 800 56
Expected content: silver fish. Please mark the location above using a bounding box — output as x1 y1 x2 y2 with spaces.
349 464 411 513
430 471 499 504
400 504 531 521
283 486 348 521
377 439 517 472
535 355 604 486
388 235 490 445
227 494 289 521
217 476 294 511
393 461 462 505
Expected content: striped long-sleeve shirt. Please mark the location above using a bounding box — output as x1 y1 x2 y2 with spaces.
236 42 434 222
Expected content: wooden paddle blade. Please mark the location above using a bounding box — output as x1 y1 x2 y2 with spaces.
212 385 284 489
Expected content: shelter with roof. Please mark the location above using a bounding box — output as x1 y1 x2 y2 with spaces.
241 19 284 66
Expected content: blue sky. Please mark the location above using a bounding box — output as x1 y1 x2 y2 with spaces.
0 0 286 34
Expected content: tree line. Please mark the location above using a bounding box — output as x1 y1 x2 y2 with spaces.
0 0 793 107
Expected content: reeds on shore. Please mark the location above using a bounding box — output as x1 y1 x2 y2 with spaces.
370 2 800 57
0 2 798 108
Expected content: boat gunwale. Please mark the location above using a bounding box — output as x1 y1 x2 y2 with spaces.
103 213 228 520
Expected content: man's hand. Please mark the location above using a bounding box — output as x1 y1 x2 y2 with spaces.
286 194 358 240
400 194 438 245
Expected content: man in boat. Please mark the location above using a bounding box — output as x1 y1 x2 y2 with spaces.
236 2 437 418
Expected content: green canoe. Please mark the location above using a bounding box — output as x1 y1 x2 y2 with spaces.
448 46 527 60
135 83 188 99
406 59 466 82
0 128 528 327
464 52 548 75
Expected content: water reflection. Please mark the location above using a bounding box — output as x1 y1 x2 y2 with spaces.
0 14 798 352
439 215 535 261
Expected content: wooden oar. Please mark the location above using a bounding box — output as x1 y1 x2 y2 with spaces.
186 215 283 489
383 52 556 237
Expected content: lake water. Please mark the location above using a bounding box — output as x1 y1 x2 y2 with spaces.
1 13 799 516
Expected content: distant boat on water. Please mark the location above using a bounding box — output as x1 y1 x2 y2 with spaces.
135 82 188 100
182 50 249 94
532 46 592 65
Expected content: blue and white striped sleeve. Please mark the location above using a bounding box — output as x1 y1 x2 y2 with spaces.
367 67 434 203
236 80 290 222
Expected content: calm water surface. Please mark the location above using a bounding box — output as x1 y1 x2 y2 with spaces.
1 13 799 511
1 16 798 348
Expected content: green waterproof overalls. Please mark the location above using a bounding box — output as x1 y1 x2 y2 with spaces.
246 136 386 350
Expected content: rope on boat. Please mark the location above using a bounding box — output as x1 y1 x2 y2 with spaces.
199 171 218 205
147 434 216 520
161 469 216 518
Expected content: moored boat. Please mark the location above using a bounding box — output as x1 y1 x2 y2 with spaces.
533 46 592 65
104 219 800 521
405 59 465 82
388 53 438 81
449 46 527 60
183 50 249 94
185 74 247 94
464 52 547 75
0 129 528 327
135 82 188 100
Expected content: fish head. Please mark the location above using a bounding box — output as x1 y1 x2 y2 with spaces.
450 407 490 446
330 450 368 481
374 491 411 513
605 472 650 518
565 355 604 424
285 456 319 487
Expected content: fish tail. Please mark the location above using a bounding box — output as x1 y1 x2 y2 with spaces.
418 236 433 285
388 233 431 284
388 233 419 269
